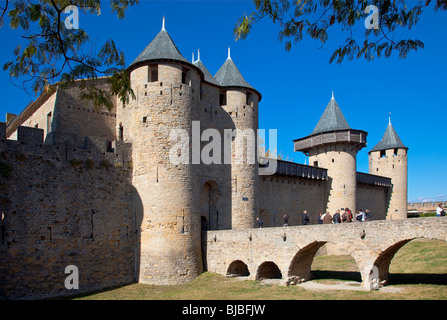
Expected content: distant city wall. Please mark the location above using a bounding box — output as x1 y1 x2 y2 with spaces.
408 201 447 211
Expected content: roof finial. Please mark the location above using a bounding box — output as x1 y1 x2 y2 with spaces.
197 49 201 62
227 47 231 60
162 16 166 31
389 112 391 125
331 90 334 100
192 52 195 63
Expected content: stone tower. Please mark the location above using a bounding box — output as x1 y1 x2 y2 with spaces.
214 48 260 229
121 19 203 284
293 93 367 214
368 118 408 220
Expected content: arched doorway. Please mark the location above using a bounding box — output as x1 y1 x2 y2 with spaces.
201 181 219 230
201 181 219 271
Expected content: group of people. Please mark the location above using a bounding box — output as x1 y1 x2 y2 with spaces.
255 208 372 228
316 208 371 224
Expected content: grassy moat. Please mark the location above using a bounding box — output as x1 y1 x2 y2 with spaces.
78 238 447 300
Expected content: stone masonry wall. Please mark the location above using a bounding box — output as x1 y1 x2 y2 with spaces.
0 124 138 299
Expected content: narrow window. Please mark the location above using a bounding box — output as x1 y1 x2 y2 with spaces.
119 123 123 141
1 211 5 245
313 161 318 167
380 150 386 158
47 111 52 134
182 71 186 84
142 116 147 123
149 65 158 82
393 148 398 156
219 93 226 106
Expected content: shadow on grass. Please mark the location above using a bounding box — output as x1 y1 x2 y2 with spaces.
312 270 447 286
311 270 361 282
388 273 447 286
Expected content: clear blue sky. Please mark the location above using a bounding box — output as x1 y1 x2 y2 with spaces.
0 0 446 203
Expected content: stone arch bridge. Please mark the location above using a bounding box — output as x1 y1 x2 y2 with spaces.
206 217 447 290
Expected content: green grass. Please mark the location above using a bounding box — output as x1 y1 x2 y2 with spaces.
77 238 447 300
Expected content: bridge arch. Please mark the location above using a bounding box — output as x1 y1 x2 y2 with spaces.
288 241 327 282
256 261 282 280
369 236 447 288
227 260 250 277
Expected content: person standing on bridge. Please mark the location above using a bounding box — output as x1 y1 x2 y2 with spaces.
322 211 332 224
283 214 290 227
436 203 445 217
342 209 352 223
332 210 341 223
256 217 264 228
302 210 310 225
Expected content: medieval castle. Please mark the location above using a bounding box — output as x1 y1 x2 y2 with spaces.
0 19 408 299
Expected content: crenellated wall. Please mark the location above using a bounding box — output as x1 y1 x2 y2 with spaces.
0 123 138 300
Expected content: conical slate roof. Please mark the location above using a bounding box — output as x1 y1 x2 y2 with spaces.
193 57 219 86
214 50 254 90
311 95 350 135
369 121 408 153
130 23 189 66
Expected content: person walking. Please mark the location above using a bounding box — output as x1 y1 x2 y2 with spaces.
283 214 290 227
365 209 372 221
322 211 332 224
436 203 445 217
256 217 264 228
332 210 341 223
317 213 324 224
342 209 352 223
302 210 310 225
356 209 366 222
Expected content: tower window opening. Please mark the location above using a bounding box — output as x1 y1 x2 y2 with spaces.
380 150 386 158
182 71 186 84
142 116 147 123
149 65 158 82
314 161 318 167
393 148 398 156
219 93 226 106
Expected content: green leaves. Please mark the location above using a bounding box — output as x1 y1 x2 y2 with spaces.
2 0 138 111
235 0 444 64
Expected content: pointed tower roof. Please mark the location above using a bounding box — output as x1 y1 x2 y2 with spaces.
129 18 189 67
311 93 350 135
214 47 254 90
293 92 367 154
369 119 408 153
193 50 219 86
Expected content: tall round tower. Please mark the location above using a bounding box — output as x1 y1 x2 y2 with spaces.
121 19 205 284
368 118 408 220
293 93 367 214
214 48 261 229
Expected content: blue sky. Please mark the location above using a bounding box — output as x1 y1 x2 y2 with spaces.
0 0 446 202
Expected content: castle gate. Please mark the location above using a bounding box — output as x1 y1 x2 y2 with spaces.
206 217 447 290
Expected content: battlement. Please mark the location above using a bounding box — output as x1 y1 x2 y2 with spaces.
259 157 328 181
293 129 368 154
0 122 132 169
356 172 392 187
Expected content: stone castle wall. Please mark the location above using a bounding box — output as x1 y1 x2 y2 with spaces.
0 123 138 299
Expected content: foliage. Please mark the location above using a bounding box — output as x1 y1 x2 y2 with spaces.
1 0 137 110
234 0 447 63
